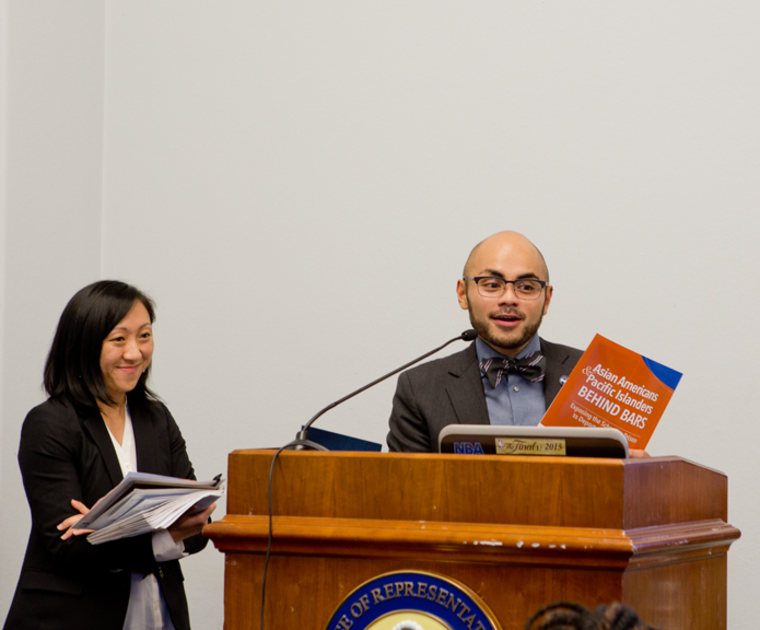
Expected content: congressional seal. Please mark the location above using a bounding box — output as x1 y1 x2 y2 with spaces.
325 570 502 630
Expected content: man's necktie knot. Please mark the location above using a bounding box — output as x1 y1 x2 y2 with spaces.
479 352 546 388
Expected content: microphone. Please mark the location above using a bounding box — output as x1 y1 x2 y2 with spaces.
292 329 477 448
261 328 478 626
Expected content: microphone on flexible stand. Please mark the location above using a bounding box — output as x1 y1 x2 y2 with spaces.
260 328 478 629
287 329 478 450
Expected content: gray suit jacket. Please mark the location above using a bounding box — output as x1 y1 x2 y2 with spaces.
387 338 583 452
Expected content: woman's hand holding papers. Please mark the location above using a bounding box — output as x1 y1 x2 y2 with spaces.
168 502 217 543
58 499 95 540
58 497 217 544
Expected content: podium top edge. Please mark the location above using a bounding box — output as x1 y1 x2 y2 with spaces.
226 448 693 466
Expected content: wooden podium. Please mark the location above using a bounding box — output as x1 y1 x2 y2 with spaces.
204 450 740 629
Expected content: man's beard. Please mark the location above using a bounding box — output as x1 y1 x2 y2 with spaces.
468 307 544 356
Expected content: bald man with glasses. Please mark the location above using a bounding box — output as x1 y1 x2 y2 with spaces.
387 231 583 453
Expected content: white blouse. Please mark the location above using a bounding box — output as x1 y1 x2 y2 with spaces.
105 408 185 630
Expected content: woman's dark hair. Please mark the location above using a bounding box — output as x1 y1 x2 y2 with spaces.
525 601 660 630
44 280 157 411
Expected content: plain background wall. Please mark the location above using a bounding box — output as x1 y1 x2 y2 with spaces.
2 1 758 628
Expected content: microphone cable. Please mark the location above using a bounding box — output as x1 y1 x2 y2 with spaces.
259 329 477 629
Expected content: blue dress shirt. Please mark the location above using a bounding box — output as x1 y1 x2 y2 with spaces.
475 335 546 426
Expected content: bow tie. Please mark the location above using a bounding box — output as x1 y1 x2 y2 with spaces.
479 352 546 388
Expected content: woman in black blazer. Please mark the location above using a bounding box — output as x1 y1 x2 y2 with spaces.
4 281 216 630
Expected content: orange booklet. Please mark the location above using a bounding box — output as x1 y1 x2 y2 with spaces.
540 334 682 449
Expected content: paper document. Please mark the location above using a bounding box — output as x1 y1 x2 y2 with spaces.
74 471 224 545
540 334 682 449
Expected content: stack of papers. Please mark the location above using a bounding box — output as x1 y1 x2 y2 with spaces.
74 471 224 545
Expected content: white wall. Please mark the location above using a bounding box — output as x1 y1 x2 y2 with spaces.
0 0 6 452
0 0 6 503
3 1 759 628
1 0 105 617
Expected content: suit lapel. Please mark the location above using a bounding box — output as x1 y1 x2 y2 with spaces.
445 343 490 425
80 409 123 487
540 338 577 406
131 404 158 474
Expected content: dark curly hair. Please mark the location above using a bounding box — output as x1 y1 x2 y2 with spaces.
525 601 660 630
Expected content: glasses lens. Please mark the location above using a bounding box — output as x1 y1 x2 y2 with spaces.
473 277 544 299
476 278 505 295
514 280 543 299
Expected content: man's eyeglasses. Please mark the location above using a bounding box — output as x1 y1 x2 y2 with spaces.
463 276 548 300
